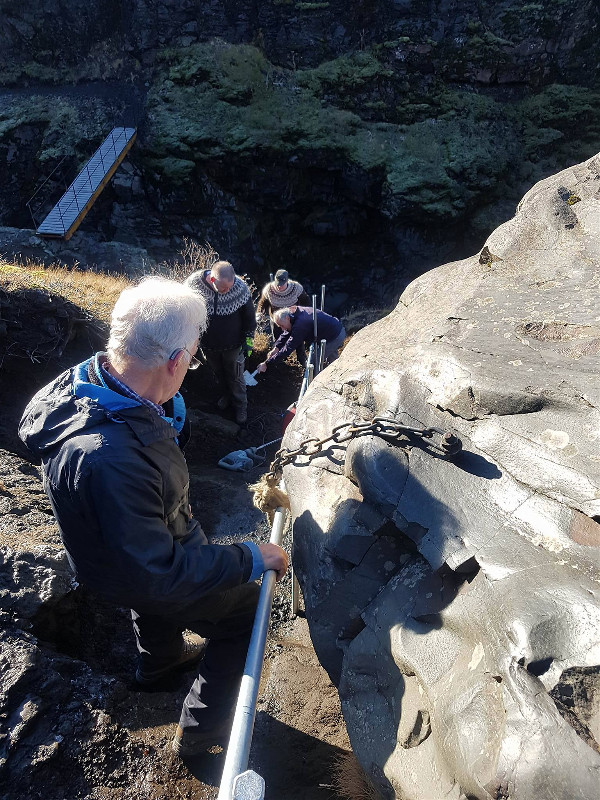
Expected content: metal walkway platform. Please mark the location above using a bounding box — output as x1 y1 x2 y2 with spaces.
36 127 137 240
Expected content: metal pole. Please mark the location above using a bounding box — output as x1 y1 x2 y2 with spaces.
298 344 313 400
218 506 287 800
321 284 325 311
318 338 327 372
268 274 275 342
312 295 318 376
254 437 282 453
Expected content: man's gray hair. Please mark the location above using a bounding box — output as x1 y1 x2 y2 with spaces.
107 276 207 367
273 308 292 326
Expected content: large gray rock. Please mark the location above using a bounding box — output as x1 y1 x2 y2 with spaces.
284 153 600 800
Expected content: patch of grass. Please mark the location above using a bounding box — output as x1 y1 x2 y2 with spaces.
0 258 131 326
342 306 392 335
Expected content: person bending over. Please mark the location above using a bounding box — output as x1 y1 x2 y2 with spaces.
256 305 346 374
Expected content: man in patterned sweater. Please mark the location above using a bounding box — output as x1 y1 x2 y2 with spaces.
186 261 256 425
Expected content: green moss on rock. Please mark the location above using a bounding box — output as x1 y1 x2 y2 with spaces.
145 39 600 222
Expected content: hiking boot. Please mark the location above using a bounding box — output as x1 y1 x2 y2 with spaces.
135 633 206 686
235 409 248 425
217 395 230 410
171 716 234 757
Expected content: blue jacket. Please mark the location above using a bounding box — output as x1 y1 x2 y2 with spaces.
18 355 264 614
267 307 343 364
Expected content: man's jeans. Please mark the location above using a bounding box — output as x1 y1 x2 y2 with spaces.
324 326 346 364
132 582 260 734
205 347 247 415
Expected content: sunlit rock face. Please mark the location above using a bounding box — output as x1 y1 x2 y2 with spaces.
284 153 600 800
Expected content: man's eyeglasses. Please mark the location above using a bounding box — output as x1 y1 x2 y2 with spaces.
169 347 201 370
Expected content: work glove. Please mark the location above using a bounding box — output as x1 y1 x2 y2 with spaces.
243 336 254 358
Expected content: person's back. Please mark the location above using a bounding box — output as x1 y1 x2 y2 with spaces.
257 306 346 373
290 306 343 345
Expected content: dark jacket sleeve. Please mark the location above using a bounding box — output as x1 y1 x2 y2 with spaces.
241 296 257 338
267 321 307 363
70 454 254 613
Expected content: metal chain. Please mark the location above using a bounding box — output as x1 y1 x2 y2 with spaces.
267 416 462 479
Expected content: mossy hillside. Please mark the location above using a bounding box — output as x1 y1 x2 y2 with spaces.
145 42 501 219
0 94 126 167
0 37 136 88
145 40 600 223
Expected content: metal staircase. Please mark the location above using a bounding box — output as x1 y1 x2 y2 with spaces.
36 127 137 240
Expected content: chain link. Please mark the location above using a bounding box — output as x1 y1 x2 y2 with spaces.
267 417 462 480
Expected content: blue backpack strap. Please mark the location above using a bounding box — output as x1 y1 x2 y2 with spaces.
164 391 186 433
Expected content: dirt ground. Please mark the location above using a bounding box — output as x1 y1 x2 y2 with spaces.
0 318 355 800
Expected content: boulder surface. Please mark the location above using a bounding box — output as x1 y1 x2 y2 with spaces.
284 153 600 800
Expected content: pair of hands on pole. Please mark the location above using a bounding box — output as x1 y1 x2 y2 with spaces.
257 543 288 581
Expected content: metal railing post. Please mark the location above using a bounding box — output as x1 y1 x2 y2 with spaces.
321 284 326 311
218 505 288 800
318 338 327 372
268 273 275 341
298 344 313 400
312 295 319 376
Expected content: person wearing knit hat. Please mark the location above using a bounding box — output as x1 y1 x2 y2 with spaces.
256 271 310 365
256 270 310 320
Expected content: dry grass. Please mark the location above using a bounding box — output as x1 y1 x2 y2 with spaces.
252 330 272 359
157 238 218 282
0 257 132 326
332 752 384 800
342 306 392 336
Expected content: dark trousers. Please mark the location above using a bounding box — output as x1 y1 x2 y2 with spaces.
205 347 247 414
132 582 260 733
324 326 346 363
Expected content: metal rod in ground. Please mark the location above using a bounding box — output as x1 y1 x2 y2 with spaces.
318 338 327 372
321 284 325 311
312 295 319 375
268 274 275 341
217 505 287 800
253 437 282 453
299 344 314 400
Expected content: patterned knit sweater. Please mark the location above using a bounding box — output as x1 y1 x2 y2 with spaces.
257 279 307 316
186 270 256 351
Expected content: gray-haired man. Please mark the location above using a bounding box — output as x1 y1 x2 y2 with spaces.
19 276 288 757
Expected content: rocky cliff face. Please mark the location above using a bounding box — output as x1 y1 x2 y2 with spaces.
283 152 600 799
0 1 599 304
